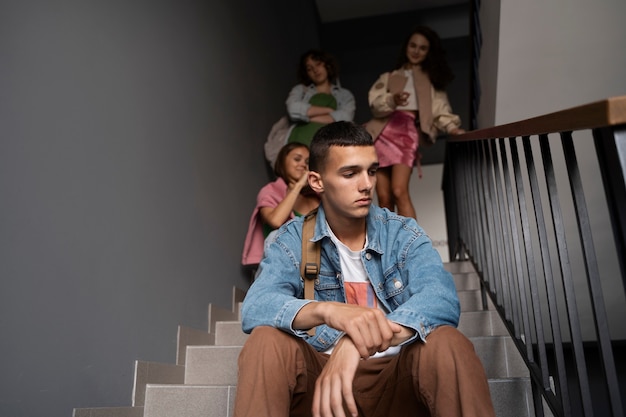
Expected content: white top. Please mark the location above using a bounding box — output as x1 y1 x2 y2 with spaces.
395 70 418 111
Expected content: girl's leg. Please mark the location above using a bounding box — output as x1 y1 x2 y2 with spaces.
390 164 416 219
375 167 394 211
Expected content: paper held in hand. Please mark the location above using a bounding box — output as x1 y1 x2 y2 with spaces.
387 72 408 95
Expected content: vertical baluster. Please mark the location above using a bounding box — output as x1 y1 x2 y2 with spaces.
479 140 497 295
459 143 473 258
478 141 495 308
471 141 490 309
592 126 626 290
447 144 460 260
470 141 482 266
503 137 534 352
489 139 514 320
511 137 551 389
523 135 570 414
468 143 485 275
531 383 547 417
540 133 593 416
562 132 624 417
486 140 505 308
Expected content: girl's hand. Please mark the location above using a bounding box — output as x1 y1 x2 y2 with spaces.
289 170 310 192
393 92 410 106
448 128 466 135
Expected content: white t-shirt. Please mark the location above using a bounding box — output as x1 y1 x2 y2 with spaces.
395 70 419 111
324 223 401 358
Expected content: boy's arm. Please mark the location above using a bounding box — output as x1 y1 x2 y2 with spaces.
296 304 397 417
293 301 411 359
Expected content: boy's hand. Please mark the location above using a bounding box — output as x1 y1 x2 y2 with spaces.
321 303 401 359
294 302 410 359
312 337 360 417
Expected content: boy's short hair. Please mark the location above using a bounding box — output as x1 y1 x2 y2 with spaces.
309 122 374 173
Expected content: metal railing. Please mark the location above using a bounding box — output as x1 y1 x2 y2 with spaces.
443 96 626 417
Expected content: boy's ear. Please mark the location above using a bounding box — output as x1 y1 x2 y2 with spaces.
308 171 324 194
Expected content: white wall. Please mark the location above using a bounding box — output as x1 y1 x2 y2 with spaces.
409 164 450 263
496 0 626 123
476 0 626 339
476 0 501 128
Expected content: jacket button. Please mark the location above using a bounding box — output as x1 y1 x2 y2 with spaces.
394 280 402 289
365 253 372 260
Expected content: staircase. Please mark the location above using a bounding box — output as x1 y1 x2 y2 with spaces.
73 262 537 417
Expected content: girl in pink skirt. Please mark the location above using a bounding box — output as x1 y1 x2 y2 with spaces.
365 26 465 219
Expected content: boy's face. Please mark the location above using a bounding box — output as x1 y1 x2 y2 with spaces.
309 145 379 221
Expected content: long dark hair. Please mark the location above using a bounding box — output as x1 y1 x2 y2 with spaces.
395 26 454 90
274 142 309 180
297 49 339 85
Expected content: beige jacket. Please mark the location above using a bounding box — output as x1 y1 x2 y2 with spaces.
365 69 461 145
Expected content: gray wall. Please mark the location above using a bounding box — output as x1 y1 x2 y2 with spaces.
475 0 626 340
0 1 319 416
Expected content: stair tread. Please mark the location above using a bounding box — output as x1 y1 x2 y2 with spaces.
133 360 185 406
73 406 144 417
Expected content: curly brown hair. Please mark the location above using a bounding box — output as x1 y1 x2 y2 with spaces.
297 49 339 85
395 26 454 90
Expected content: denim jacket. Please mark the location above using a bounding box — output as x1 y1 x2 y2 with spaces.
241 205 460 352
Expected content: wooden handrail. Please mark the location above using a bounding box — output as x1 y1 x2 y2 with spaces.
449 95 626 141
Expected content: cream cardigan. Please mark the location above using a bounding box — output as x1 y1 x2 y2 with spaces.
365 69 461 145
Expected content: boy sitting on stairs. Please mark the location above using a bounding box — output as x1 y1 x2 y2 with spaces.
234 121 495 417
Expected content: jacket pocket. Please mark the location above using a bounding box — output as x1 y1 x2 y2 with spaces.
313 272 343 302
382 268 408 307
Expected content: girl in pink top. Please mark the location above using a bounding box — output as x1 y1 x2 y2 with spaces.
242 143 319 269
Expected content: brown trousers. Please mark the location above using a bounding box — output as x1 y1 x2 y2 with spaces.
233 326 496 417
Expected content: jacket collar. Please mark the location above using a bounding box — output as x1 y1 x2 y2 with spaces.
311 205 384 255
306 83 340 92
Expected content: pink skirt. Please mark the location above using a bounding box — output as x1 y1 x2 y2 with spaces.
374 111 420 168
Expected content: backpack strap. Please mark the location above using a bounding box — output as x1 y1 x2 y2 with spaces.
300 208 320 336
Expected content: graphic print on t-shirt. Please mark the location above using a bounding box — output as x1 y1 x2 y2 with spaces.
345 282 378 308
325 221 401 358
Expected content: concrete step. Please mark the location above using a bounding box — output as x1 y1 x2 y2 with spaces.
208 304 238 333
73 406 144 417
444 260 476 274
458 288 495 311
214 321 249 346
184 346 242 385
211 313 504 347
183 335 525 383
141 378 532 417
453 271 481 291
208 309 506 348
177 325 215 366
472 335 528 379
132 360 184 406
489 378 533 417
143 384 236 417
458 310 508 337
232 287 246 314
